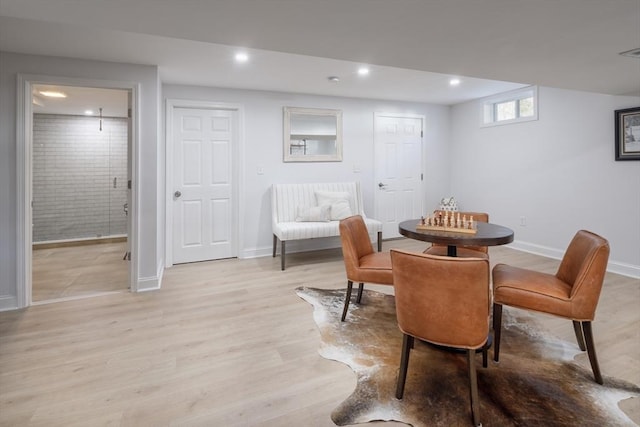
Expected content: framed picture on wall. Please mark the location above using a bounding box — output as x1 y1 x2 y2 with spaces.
615 107 640 161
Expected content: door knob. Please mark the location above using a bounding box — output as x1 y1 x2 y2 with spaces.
174 191 182 198
378 182 387 188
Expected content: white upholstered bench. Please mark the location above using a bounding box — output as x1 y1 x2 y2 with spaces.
271 182 383 270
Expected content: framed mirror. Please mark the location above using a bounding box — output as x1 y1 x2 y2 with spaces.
283 107 343 162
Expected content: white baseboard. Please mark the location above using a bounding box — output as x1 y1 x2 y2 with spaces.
136 262 164 292
242 247 272 259
509 240 640 279
0 295 19 312
246 238 640 279
242 237 343 259
242 235 383 259
606 261 640 279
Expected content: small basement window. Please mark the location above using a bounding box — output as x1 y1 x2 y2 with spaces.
482 86 538 127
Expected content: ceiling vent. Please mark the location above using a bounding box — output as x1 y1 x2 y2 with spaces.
619 48 640 59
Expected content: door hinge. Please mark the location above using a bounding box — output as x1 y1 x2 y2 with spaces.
421 130 423 137
128 108 132 118
128 180 132 189
421 173 423 180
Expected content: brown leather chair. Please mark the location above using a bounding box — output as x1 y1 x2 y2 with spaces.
391 249 490 427
423 211 490 259
339 215 393 322
492 230 610 384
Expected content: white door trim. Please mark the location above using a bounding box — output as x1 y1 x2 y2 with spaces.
165 99 244 267
16 74 140 308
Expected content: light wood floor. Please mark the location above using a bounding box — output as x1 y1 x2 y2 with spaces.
1 239 638 426
32 242 129 303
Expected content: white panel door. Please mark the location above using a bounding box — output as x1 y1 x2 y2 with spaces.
172 107 235 263
374 114 423 239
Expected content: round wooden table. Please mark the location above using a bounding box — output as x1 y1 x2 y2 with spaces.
398 219 514 256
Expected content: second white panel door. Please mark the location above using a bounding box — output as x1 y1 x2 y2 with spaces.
374 114 424 239
172 107 236 264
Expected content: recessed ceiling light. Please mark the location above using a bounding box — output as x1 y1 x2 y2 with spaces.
39 90 67 98
84 110 94 115
234 52 249 63
328 76 340 83
357 67 370 76
449 78 461 86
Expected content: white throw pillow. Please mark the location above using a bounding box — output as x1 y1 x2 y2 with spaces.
295 205 331 222
315 191 353 220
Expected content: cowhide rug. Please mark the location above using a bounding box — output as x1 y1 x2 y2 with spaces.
296 286 640 427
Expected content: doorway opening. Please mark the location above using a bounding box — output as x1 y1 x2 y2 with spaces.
31 84 130 303
17 75 138 307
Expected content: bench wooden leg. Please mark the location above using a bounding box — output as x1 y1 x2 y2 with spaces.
272 234 277 258
273 235 286 271
377 231 382 252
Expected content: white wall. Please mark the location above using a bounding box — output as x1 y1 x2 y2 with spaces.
450 86 640 276
6 53 633 311
163 85 451 258
0 52 162 310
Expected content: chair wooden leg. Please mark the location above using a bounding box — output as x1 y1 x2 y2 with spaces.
356 283 364 303
467 349 481 427
341 281 354 322
582 321 604 384
573 320 587 351
396 334 413 399
377 231 382 252
482 340 488 368
492 303 503 362
280 240 286 271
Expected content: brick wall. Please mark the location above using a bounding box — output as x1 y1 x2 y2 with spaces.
33 114 128 242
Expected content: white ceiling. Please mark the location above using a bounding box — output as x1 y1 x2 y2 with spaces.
1 0 639 115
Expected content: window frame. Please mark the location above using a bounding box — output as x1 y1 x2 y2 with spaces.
481 86 538 127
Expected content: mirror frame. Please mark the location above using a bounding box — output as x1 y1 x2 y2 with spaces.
283 106 343 162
